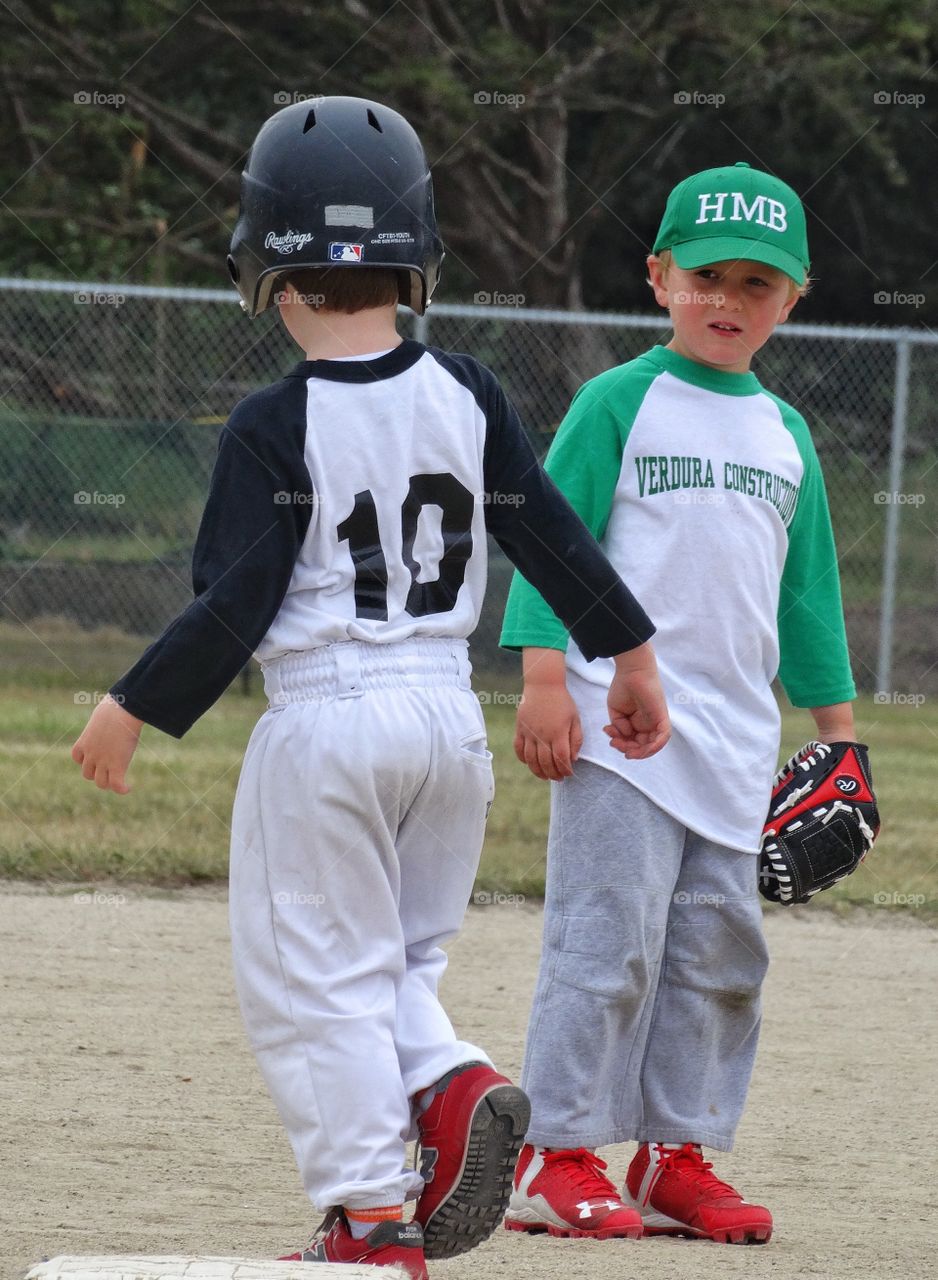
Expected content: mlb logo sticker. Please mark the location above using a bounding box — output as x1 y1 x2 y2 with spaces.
329 242 364 262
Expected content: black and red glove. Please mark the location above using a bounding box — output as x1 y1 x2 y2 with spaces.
759 741 880 905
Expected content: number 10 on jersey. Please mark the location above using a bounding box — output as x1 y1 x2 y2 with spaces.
337 472 476 620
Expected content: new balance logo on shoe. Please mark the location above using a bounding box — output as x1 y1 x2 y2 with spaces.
413 1062 530 1259
279 1210 429 1280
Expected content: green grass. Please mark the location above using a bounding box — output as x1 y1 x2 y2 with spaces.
1 535 191 564
0 630 935 916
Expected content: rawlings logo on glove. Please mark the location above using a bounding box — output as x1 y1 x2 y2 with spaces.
759 740 880 905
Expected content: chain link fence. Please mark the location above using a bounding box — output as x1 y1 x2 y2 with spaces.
1 278 935 695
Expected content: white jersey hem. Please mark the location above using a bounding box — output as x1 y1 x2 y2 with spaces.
575 750 761 855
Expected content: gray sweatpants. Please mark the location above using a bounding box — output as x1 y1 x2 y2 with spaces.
522 760 769 1153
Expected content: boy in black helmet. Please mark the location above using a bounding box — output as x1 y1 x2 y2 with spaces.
71 96 670 1276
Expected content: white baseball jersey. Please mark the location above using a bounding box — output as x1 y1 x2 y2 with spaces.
502 344 856 852
111 339 654 734
106 340 658 1212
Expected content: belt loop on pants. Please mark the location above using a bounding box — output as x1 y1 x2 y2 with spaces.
334 643 364 698
453 644 471 690
262 660 283 708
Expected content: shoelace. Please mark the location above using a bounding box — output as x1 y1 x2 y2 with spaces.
653 1143 740 1199
543 1147 621 1199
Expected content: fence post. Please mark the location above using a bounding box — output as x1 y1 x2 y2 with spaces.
413 311 429 345
876 334 911 695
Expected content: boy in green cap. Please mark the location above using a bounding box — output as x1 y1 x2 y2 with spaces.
500 163 858 1245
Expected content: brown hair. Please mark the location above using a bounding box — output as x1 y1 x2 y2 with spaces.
281 267 401 313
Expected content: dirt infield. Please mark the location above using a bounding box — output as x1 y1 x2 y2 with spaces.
4 886 934 1279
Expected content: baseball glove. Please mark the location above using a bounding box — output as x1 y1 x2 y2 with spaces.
759 740 880 905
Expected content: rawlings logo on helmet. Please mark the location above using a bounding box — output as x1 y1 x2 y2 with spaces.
265 230 316 255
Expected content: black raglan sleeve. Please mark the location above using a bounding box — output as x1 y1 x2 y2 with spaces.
109 387 313 737
482 383 653 659
428 351 653 660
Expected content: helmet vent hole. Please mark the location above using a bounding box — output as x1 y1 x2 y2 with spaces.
367 109 383 132
303 108 317 133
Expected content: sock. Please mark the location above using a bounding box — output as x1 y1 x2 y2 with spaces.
345 1205 404 1239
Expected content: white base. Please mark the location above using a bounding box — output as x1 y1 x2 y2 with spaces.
25 1258 411 1280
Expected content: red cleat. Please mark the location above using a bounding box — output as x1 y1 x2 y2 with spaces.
504 1143 643 1239
279 1208 428 1278
624 1142 773 1244
413 1060 530 1258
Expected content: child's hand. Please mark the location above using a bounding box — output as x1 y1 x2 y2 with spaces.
514 649 583 781
514 683 583 780
71 695 144 794
603 642 671 761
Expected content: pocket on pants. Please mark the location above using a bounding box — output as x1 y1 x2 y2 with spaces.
664 897 769 997
555 912 660 1000
458 731 494 767
456 732 496 819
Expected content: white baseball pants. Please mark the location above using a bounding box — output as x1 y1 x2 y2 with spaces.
228 639 494 1212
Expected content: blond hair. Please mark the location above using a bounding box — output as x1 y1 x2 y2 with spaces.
650 248 810 299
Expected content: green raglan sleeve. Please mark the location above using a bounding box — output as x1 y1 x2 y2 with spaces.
775 406 857 707
499 371 631 652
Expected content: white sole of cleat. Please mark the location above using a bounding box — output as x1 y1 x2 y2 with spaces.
629 1200 772 1245
504 1219 643 1240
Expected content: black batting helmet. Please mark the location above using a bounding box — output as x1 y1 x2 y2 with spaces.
227 95 444 318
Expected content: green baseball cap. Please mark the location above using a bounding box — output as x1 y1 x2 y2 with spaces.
653 161 809 285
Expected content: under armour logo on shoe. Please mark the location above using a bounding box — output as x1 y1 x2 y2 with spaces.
577 1199 623 1218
